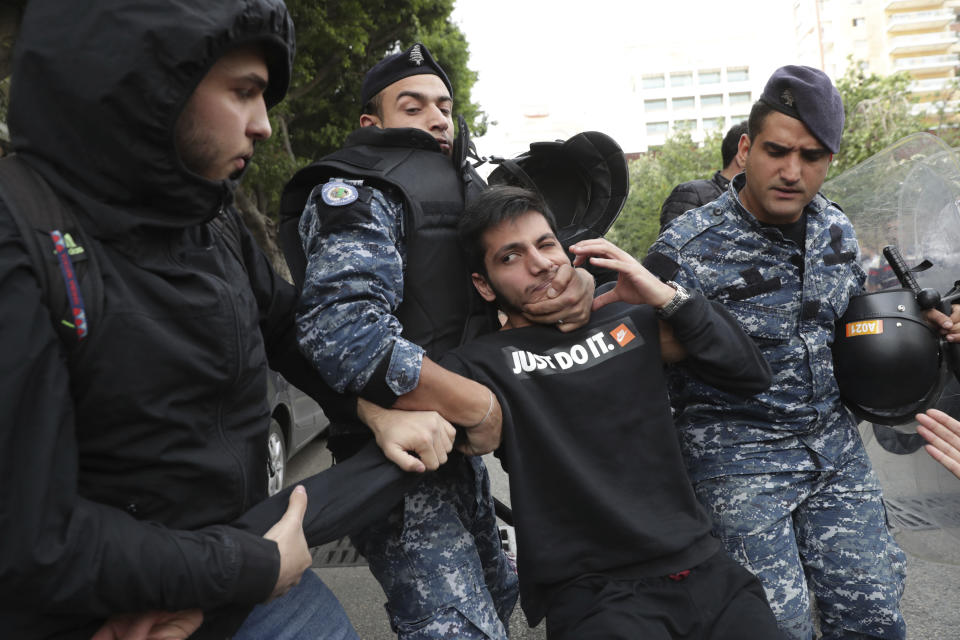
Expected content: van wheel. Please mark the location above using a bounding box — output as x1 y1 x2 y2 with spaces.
267 420 286 497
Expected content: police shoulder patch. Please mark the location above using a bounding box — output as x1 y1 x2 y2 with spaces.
321 181 359 207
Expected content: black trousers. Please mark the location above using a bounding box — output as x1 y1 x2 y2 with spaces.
545 550 784 640
196 441 418 639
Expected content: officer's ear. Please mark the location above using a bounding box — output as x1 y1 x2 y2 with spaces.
359 113 382 128
737 133 751 167
471 272 496 303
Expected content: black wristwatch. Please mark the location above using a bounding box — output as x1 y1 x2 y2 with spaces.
656 281 691 319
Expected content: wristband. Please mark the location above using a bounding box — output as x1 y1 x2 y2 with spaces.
467 389 495 428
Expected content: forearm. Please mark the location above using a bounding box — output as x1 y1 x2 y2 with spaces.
393 357 494 427
295 189 422 398
233 440 418 546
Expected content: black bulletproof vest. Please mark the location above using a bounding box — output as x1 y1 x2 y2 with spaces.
280 127 492 360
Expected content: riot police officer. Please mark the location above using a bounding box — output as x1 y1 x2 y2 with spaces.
647 66 947 640
283 43 595 639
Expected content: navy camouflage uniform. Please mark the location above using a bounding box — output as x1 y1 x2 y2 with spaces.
296 179 518 639
649 175 906 640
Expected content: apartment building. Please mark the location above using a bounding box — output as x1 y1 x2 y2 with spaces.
795 0 960 116
636 66 756 150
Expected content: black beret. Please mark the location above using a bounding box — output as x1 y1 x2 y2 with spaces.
361 43 453 106
760 65 845 153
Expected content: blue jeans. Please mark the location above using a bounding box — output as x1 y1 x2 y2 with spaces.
234 569 358 640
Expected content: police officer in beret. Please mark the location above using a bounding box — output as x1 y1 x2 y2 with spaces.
648 66 919 639
282 43 595 639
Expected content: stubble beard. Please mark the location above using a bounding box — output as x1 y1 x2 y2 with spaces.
174 105 222 180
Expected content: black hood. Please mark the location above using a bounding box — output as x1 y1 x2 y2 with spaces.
9 0 294 238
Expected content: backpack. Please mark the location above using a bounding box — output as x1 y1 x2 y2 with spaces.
0 155 103 354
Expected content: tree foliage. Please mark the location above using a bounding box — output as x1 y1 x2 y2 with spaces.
0 0 26 148
0 0 26 82
830 63 923 178
606 131 723 259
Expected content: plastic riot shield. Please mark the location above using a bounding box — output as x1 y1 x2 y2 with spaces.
821 132 960 565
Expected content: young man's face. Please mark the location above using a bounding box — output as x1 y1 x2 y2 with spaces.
361 74 454 155
738 110 832 224
472 210 569 329
175 45 272 181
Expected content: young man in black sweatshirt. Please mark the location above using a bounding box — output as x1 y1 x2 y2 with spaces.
440 185 783 639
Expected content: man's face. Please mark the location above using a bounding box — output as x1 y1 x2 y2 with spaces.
472 210 569 328
175 45 272 181
361 74 454 155
738 110 832 224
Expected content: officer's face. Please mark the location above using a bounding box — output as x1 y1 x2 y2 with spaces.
738 111 832 224
471 211 569 329
175 45 272 181
363 74 454 155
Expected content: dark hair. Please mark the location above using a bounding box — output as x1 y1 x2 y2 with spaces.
721 121 748 168
747 100 776 142
361 92 384 119
458 185 557 275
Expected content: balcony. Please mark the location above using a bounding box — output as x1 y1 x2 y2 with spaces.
909 76 957 93
889 31 959 54
893 53 959 72
887 0 948 10
911 99 958 115
888 8 956 32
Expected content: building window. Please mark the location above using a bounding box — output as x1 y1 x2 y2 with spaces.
647 121 669 135
730 91 752 104
644 99 667 111
852 17 864 27
703 117 726 130
675 119 697 131
642 74 665 89
732 113 750 123
701 94 723 107
699 69 721 84
673 96 695 110
670 72 693 87
727 67 749 82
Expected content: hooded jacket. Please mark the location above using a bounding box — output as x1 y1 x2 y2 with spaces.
0 1 342 637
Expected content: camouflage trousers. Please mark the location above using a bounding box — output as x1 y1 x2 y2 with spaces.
352 454 519 639
693 443 906 640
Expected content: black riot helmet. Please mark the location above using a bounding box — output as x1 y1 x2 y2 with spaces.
488 131 629 249
833 288 948 425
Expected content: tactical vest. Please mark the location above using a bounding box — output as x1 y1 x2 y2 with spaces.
280 127 493 361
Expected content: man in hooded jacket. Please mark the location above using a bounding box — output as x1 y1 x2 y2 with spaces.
0 1 429 638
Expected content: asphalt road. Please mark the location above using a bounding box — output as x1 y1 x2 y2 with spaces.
286 429 960 640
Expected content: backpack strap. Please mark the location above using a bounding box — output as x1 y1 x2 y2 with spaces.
0 155 103 350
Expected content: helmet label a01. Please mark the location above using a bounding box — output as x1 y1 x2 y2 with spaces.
845 320 884 337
